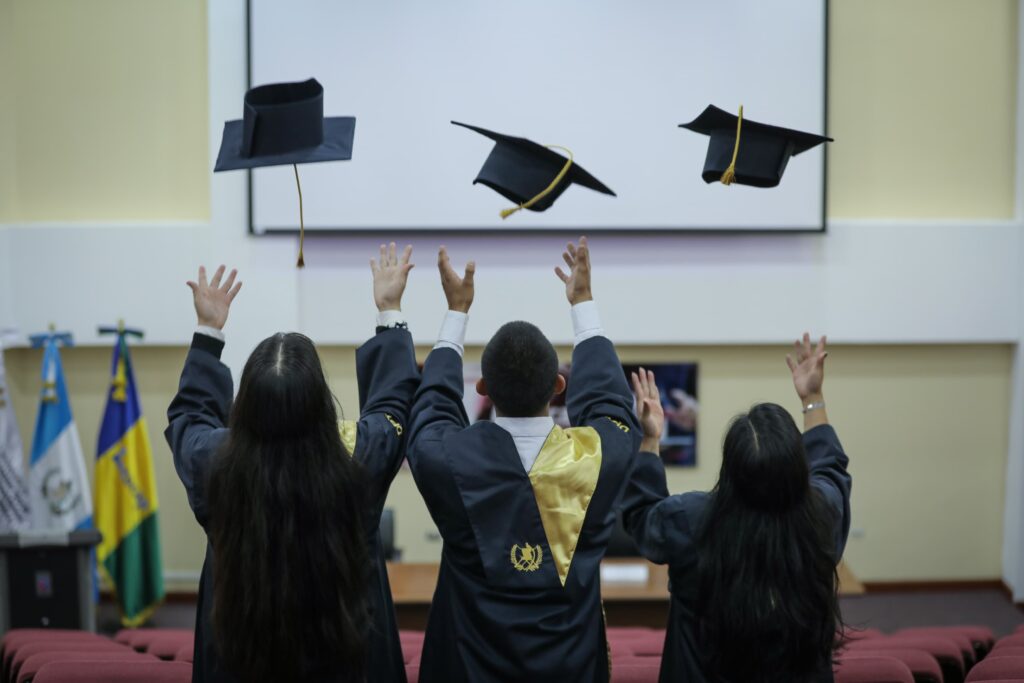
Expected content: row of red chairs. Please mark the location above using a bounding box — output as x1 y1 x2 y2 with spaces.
5 623 1024 682
0 628 193 683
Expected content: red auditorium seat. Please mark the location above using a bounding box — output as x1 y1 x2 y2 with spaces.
986 646 1024 659
842 628 886 642
834 656 916 683
9 639 131 683
847 636 965 683
32 660 192 683
611 657 661 683
897 626 995 658
839 649 943 683
620 639 663 657
145 634 194 661
121 629 194 653
17 651 155 683
992 634 1024 651
2 630 104 678
173 644 193 664
965 656 1024 681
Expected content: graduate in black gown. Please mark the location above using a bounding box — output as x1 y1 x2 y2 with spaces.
165 245 418 683
623 335 852 683
406 237 641 683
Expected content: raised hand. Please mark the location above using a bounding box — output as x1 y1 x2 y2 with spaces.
370 242 414 312
785 332 827 402
554 236 593 306
187 265 242 331
632 367 665 453
438 246 475 314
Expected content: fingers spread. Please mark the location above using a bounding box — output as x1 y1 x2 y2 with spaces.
401 244 413 265
370 258 379 274
186 281 198 293
562 251 574 268
463 261 476 284
785 354 796 372
228 281 242 301
389 242 397 265
222 269 237 292
198 266 208 287
211 265 226 288
554 266 569 283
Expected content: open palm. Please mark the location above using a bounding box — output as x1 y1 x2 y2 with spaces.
786 333 827 400
187 265 241 330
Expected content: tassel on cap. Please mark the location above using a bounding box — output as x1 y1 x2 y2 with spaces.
293 164 306 268
501 146 574 219
720 105 744 186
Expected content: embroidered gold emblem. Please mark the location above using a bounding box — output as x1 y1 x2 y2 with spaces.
385 413 403 436
606 417 630 433
510 543 543 572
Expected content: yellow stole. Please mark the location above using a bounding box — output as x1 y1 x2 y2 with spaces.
527 426 603 587
340 420 358 455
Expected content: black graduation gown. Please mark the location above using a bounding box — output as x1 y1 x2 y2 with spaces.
406 335 641 683
622 424 853 683
165 328 418 683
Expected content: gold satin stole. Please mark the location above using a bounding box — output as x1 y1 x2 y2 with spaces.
528 426 603 587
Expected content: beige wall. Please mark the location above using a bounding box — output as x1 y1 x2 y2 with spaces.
0 0 210 222
0 0 1019 587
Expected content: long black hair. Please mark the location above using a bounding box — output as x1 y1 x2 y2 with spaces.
206 332 370 681
695 402 841 682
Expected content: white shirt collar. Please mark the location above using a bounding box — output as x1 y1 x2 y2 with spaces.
493 415 555 438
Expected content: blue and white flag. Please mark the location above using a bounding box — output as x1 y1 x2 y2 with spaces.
28 338 92 531
0 344 30 531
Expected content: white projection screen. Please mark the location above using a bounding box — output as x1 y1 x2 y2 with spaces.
247 0 827 233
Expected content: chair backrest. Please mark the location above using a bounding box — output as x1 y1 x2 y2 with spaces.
173 644 194 664
840 649 942 683
12 640 130 680
33 661 193 683
18 651 155 683
834 656 915 683
145 634 195 660
965 656 1024 682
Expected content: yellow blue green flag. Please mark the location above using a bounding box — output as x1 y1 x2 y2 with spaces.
95 334 164 626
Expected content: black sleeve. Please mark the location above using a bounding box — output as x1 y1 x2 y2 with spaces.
621 450 693 566
804 424 853 561
350 328 420 515
164 333 232 528
406 346 469 464
567 336 641 479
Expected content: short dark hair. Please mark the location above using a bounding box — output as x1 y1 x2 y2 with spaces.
481 321 559 417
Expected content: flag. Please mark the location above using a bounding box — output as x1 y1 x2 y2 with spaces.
95 334 164 625
29 336 92 532
0 345 30 531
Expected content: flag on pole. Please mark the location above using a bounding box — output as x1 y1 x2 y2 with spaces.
0 341 30 531
28 333 92 532
95 329 164 625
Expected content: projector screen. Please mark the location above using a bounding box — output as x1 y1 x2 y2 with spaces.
247 0 827 233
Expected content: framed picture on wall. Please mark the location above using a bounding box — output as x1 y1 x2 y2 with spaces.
461 361 699 468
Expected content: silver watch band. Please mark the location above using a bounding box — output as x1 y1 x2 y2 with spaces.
802 401 826 414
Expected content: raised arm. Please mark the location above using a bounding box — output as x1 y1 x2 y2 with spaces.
556 238 639 435
787 332 852 559
350 243 420 505
165 265 242 526
406 247 475 451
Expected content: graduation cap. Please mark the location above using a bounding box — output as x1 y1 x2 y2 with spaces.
680 105 832 188
214 78 356 267
452 121 615 218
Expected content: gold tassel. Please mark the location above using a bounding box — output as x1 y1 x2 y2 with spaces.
501 146 574 219
720 105 744 186
294 164 306 268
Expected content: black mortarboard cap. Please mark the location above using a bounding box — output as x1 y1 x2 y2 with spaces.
214 78 354 171
680 105 832 188
214 78 355 267
452 121 615 218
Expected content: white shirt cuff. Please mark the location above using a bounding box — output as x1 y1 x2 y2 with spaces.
571 300 605 346
195 325 225 342
434 310 468 357
376 309 406 328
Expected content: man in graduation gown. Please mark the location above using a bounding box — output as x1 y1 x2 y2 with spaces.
165 246 418 683
406 237 641 683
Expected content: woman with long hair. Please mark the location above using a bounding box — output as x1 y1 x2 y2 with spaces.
623 334 851 682
165 245 419 682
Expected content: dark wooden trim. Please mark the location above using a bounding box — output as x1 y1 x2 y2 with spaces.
99 590 198 605
862 579 1010 596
